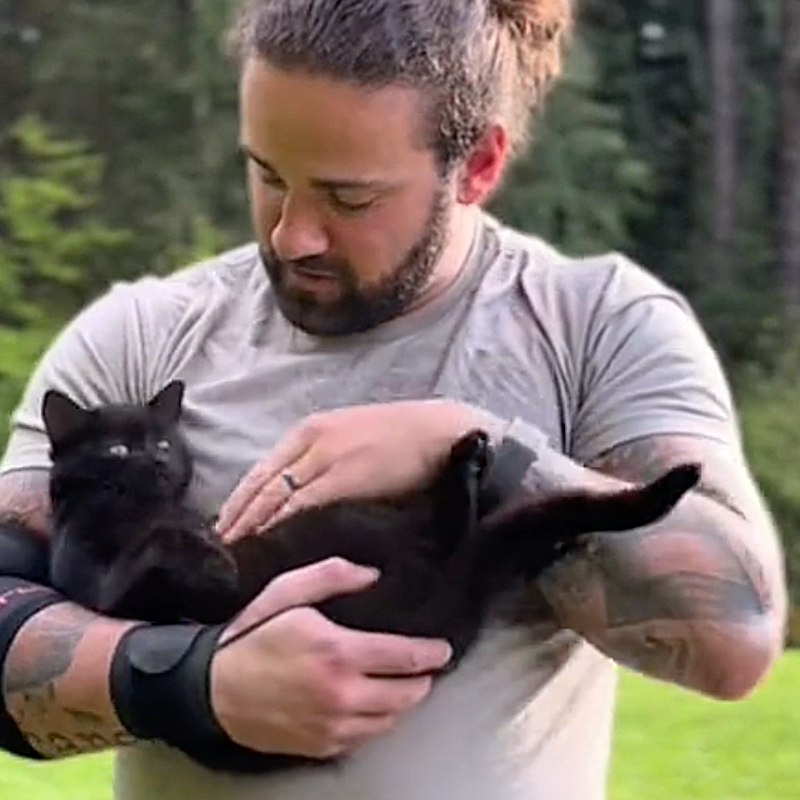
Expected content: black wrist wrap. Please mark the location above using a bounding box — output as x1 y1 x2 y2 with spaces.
110 623 226 747
110 622 304 773
0 577 65 759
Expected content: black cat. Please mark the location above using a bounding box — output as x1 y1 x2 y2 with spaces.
39 381 699 651
42 382 240 625
31 381 698 771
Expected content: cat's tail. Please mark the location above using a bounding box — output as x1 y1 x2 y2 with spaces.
473 463 701 585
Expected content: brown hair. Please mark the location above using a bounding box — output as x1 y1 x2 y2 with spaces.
227 0 572 170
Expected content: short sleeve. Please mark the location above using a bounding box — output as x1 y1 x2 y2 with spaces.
1 281 181 475
570 258 738 463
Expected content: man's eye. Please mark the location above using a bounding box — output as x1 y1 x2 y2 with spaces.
329 194 376 213
108 443 130 457
259 173 286 189
156 440 171 452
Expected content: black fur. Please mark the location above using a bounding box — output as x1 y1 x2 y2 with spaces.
43 382 240 624
37 381 700 668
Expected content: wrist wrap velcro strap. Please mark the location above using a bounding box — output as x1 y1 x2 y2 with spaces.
0 577 65 759
479 435 536 514
110 623 227 748
111 623 321 773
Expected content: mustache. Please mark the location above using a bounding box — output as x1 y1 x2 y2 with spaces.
261 248 341 277
291 258 340 276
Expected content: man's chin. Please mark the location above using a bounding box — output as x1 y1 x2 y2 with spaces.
273 294 366 337
276 289 410 336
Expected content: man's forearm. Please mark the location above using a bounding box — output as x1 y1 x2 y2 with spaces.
517 434 786 699
3 601 137 757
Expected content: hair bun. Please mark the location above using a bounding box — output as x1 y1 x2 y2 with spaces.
487 0 571 44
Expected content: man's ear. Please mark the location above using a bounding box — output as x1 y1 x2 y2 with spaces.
456 125 509 206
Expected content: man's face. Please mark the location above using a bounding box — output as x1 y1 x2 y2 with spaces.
239 58 454 336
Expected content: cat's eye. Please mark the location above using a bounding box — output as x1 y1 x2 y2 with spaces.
156 440 171 452
107 443 130 457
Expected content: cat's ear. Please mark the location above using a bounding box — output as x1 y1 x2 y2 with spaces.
148 380 185 425
42 391 92 448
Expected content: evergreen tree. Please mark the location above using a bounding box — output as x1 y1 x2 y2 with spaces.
0 115 128 440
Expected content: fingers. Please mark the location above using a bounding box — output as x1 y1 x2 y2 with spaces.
228 450 390 537
219 556 452 677
338 626 453 677
299 681 433 758
312 673 438 755
222 450 326 542
329 714 399 753
345 674 434 717
220 557 379 646
216 425 314 536
265 469 350 528
210 565 451 758
219 444 337 542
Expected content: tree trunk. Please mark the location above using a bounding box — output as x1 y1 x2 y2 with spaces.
706 0 740 285
0 0 50 128
778 0 800 317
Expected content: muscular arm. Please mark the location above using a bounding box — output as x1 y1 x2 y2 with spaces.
0 470 137 757
530 434 787 699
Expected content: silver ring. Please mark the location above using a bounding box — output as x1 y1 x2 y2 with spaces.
282 472 300 492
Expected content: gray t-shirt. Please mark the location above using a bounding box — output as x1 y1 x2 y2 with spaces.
1 212 736 799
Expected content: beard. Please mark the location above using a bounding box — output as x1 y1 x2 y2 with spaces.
260 186 451 336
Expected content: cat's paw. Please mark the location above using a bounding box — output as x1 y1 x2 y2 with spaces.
448 429 491 476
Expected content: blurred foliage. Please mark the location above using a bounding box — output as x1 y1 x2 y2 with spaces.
0 114 129 442
488 36 653 255
736 344 800 609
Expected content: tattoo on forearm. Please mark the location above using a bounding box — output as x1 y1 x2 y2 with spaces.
22 727 134 757
602 565 767 626
593 438 748 520
608 629 692 679
0 470 132 755
531 433 783 690
3 606 85 694
4 604 134 756
0 469 52 535
590 436 697 483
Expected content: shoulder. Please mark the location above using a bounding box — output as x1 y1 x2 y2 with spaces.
483 214 688 317
11 244 263 410
105 242 262 324
58 242 262 370
471 217 733 457
478 215 703 356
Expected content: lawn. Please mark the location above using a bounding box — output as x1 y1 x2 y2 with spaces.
0 651 797 799
608 649 798 799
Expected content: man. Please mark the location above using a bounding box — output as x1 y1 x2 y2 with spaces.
0 1 787 798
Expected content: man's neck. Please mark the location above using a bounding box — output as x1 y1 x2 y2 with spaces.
407 205 481 314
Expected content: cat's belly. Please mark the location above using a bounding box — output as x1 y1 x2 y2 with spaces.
113 625 618 800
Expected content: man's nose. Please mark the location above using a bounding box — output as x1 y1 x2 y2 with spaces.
270 194 330 261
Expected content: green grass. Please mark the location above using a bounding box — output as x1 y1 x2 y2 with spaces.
609 650 799 799
1 652 798 799
0 750 111 800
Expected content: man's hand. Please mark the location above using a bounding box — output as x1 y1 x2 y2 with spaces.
210 557 452 759
217 400 491 542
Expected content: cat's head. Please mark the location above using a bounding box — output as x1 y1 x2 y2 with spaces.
42 381 193 504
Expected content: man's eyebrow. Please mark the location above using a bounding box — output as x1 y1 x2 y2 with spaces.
239 144 399 192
